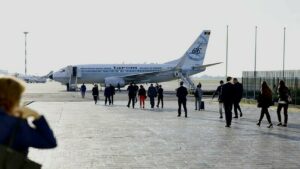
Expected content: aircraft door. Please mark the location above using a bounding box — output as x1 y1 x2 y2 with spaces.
72 67 77 77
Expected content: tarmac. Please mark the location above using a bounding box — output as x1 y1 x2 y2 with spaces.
23 83 300 169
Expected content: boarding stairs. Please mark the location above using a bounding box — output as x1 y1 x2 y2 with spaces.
68 75 78 91
178 72 196 92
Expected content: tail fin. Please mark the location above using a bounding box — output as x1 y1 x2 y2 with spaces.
176 30 211 69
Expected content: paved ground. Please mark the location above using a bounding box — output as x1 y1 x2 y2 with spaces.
27 100 300 169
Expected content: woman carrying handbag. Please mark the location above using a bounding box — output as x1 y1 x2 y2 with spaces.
257 81 273 128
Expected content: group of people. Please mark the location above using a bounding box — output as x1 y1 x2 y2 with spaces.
257 80 290 127
212 78 243 120
213 77 244 127
212 77 291 128
127 83 164 109
81 83 116 105
82 78 291 128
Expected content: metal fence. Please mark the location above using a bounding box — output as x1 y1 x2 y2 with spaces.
242 70 300 105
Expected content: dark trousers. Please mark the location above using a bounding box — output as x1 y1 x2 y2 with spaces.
110 95 114 105
105 96 111 105
127 96 135 108
81 92 86 98
178 99 187 117
93 95 98 104
224 102 233 126
150 97 155 108
277 104 288 124
259 107 272 124
157 96 163 108
233 100 242 117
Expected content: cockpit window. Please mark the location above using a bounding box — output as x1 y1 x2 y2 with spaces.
59 69 66 72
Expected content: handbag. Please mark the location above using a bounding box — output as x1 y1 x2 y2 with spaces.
288 95 292 103
0 119 41 169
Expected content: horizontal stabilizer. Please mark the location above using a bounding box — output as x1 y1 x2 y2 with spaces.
192 62 222 69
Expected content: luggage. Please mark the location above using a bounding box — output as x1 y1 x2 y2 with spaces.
0 120 41 169
200 101 205 110
0 145 41 169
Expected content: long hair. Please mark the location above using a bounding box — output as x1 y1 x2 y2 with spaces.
0 77 25 113
279 80 287 90
261 81 272 98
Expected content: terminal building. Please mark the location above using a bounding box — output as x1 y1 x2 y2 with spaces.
242 70 300 105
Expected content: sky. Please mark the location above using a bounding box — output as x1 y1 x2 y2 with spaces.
0 0 299 77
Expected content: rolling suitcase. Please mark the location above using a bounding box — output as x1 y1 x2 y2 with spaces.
200 101 205 110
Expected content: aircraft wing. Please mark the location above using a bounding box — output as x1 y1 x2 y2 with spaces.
121 69 172 83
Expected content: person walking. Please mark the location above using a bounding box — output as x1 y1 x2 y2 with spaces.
110 84 116 105
194 83 203 111
276 80 291 127
221 77 235 127
117 83 121 92
156 85 164 108
138 85 147 109
176 81 188 118
0 77 57 159
80 83 87 98
104 85 112 105
127 83 136 108
148 84 157 108
212 80 224 118
92 84 99 104
257 81 273 128
233 78 243 118
134 83 139 103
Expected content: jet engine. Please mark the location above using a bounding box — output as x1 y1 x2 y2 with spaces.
104 77 126 87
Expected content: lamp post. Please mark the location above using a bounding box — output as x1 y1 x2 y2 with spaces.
226 25 229 78
283 27 286 80
254 26 257 99
24 32 29 75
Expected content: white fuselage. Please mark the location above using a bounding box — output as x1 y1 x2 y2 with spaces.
52 63 204 85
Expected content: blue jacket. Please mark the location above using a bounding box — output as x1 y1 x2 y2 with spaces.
0 109 57 155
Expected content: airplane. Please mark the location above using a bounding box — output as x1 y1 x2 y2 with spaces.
14 73 47 83
49 30 221 91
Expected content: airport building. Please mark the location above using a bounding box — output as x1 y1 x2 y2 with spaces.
242 70 300 105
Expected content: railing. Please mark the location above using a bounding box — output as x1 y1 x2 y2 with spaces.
178 72 196 92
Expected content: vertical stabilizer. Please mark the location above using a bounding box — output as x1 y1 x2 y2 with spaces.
177 30 211 69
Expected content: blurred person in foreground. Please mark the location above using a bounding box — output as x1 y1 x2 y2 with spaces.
0 77 57 156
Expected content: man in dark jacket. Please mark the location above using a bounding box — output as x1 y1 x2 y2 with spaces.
176 81 188 117
104 85 112 105
92 84 99 104
221 77 235 127
156 85 164 108
80 83 87 98
127 83 136 108
233 78 243 118
109 84 116 105
212 80 224 118
148 84 157 108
